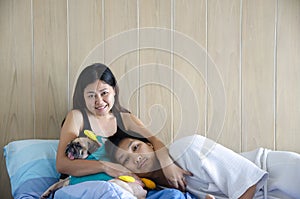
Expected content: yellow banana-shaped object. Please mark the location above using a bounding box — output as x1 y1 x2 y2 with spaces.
118 176 156 189
84 130 101 146
118 175 136 183
141 178 156 189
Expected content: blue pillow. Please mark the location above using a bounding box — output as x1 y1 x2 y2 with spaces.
4 139 60 199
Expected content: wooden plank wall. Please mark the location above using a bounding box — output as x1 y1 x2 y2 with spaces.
1 0 299 198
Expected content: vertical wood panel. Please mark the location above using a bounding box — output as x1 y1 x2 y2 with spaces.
0 0 32 198
174 0 207 140
69 0 103 106
242 0 276 151
104 0 139 115
207 0 241 151
0 1 34 140
33 0 68 138
2 1 300 197
139 0 172 144
277 0 300 153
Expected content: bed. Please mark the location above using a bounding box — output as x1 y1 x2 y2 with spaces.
3 139 196 199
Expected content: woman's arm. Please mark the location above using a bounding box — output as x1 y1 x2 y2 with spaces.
122 113 192 191
56 110 132 178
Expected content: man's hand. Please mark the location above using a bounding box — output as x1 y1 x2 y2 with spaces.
205 194 215 199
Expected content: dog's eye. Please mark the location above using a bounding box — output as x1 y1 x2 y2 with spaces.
75 142 80 146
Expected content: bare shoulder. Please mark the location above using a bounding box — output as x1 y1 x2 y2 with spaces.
62 109 84 136
66 109 83 121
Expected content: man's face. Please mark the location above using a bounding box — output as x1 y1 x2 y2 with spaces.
114 138 160 174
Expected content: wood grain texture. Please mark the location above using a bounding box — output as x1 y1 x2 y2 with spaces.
0 0 32 198
68 0 104 107
139 0 172 144
173 0 207 140
276 0 300 153
104 0 139 115
1 1 300 197
242 0 276 151
207 0 241 151
33 0 68 138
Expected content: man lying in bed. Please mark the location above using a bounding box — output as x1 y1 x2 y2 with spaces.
106 132 300 199
50 134 200 199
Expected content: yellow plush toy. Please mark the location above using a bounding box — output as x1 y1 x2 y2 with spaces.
84 130 102 146
118 176 156 189
140 178 156 189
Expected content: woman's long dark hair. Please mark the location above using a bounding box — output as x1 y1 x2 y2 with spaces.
73 63 130 115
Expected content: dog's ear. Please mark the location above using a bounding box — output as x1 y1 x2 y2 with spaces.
87 141 100 154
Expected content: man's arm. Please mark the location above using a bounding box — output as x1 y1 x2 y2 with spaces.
239 184 256 199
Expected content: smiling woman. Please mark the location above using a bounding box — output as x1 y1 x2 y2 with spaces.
55 63 192 195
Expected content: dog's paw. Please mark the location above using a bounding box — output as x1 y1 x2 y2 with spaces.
40 190 52 199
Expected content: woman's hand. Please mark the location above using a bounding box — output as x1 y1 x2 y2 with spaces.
162 162 193 192
100 161 143 185
101 161 134 177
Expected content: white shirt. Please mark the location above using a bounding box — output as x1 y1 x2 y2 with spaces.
169 135 268 199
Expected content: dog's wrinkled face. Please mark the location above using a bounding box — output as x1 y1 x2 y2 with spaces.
65 137 99 160
65 138 88 159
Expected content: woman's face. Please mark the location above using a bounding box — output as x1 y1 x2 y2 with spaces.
114 138 160 174
84 80 115 116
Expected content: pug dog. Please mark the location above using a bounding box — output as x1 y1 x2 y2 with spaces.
65 137 100 160
41 137 147 199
